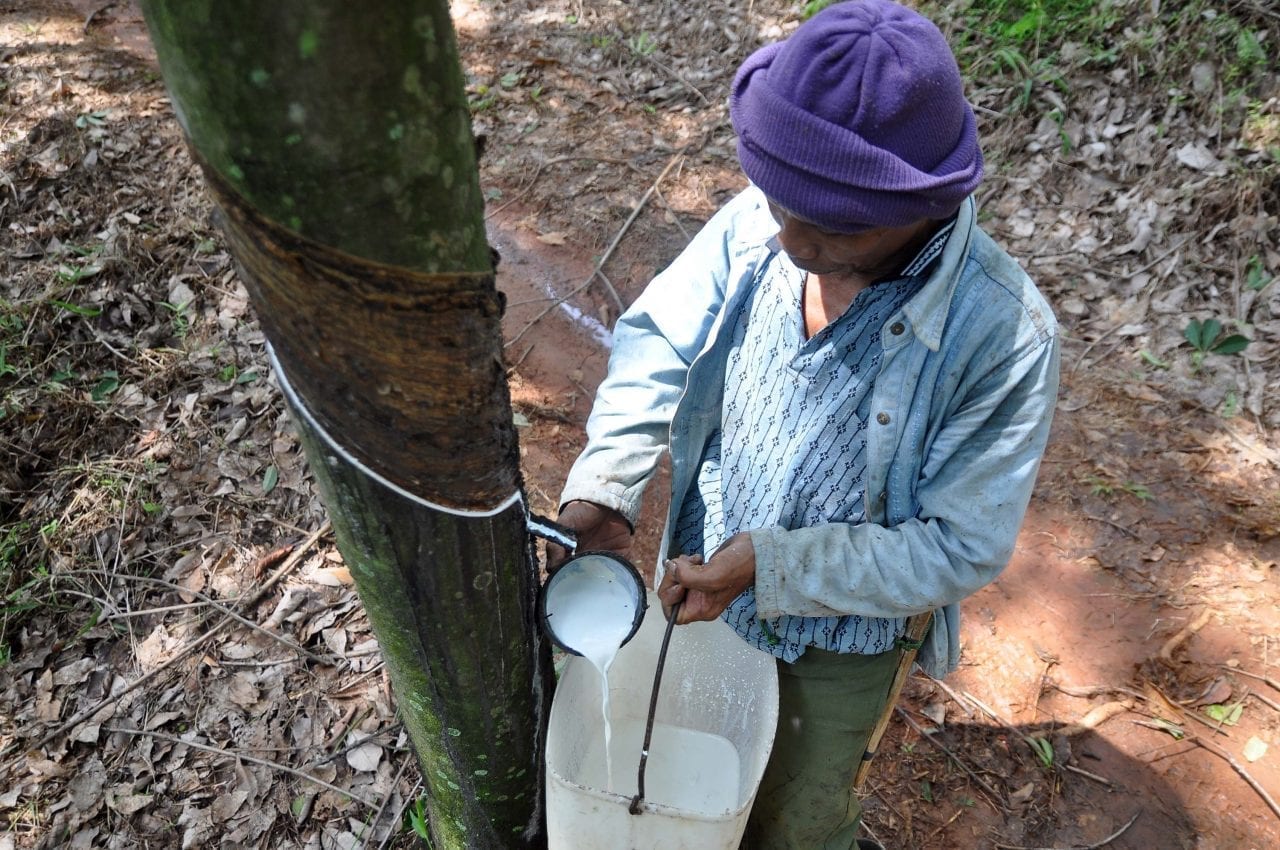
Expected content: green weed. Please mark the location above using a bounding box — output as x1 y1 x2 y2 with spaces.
1183 318 1249 372
1204 700 1244 726
1029 736 1054 768
627 32 657 57
159 300 191 340
801 0 841 19
1245 255 1272 292
1086 475 1153 502
404 796 432 841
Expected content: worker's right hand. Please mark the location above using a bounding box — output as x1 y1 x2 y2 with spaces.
546 500 633 570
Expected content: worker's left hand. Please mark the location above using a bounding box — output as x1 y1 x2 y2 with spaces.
657 533 755 624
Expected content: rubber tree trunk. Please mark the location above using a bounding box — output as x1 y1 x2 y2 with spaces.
138 2 552 847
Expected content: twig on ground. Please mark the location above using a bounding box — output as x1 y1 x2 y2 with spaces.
1062 763 1112 786
313 723 403 769
1248 690 1280 713
377 778 424 850
652 188 692 241
328 661 388 700
105 726 379 809
1081 512 1140 538
1159 608 1213 664
1050 682 1146 702
896 707 1004 802
1130 236 1193 281
359 747 415 849
1134 720 1280 820
1222 665 1280 693
1070 322 1123 377
993 811 1140 850
1056 699 1135 736
925 674 979 718
5 523 330 761
484 154 634 218
505 150 686 347
67 569 336 665
926 807 968 843
637 52 713 105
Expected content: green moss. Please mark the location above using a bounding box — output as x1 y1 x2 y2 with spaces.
298 29 318 59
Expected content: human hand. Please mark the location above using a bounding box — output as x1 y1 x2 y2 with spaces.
656 533 756 624
546 500 633 570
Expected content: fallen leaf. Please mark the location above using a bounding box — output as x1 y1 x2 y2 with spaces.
1010 781 1035 803
1175 142 1226 175
53 657 97 686
106 786 153 815
1143 683 1187 722
346 738 383 773
1203 702 1243 725
536 231 568 246
67 758 107 812
311 566 354 586
226 673 260 709
1242 737 1268 762
1193 677 1233 707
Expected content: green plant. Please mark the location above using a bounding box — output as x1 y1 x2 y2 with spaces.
1029 736 1054 768
74 110 109 129
1183 318 1249 372
0 345 16 378
91 370 120 402
1139 349 1170 369
627 32 657 57
49 300 101 318
1204 700 1244 726
802 0 841 18
2 524 45 663
1245 255 1272 292
404 796 432 841
159 300 191 340
1086 474 1152 502
468 84 496 112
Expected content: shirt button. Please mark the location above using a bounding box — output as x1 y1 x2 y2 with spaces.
890 322 905 335
876 412 891 425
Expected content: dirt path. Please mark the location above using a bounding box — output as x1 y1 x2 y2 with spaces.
2 2 1277 849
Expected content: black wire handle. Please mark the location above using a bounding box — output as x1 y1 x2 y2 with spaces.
629 601 681 815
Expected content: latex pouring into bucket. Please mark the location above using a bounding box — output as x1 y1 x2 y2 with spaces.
532 514 673 813
529 513 778 850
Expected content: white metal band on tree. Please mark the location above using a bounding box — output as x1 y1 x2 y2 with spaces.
268 343 524 519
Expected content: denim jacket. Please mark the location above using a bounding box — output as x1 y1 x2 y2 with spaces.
561 186 1060 677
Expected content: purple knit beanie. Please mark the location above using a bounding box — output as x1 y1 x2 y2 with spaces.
730 0 982 232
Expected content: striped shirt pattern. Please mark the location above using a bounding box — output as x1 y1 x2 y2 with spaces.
673 222 952 661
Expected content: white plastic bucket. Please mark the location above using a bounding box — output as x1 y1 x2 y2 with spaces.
546 592 779 850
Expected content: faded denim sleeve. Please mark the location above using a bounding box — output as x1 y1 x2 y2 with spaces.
752 322 1060 621
559 190 763 524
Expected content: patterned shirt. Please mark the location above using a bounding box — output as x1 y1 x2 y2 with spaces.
673 220 954 662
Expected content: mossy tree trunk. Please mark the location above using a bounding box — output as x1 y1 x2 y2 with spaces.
138 2 552 847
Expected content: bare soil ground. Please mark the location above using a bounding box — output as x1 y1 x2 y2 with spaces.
2 1 1279 849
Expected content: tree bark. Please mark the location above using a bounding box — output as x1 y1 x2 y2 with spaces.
139 2 552 847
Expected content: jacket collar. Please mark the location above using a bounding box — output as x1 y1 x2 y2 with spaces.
903 195 975 352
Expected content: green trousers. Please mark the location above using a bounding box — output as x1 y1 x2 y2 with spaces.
743 645 903 850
